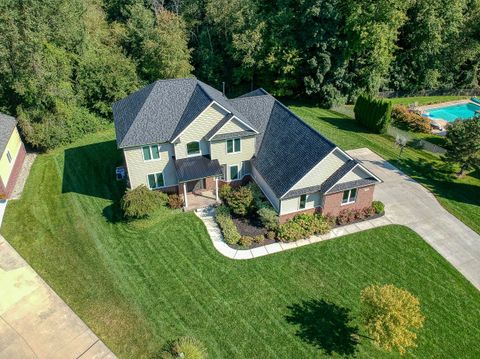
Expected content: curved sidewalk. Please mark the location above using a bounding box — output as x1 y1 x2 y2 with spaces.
197 148 480 290
0 235 116 359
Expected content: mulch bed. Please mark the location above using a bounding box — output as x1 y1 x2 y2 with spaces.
231 215 267 237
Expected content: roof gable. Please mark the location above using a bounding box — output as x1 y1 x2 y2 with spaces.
0 113 17 157
252 102 336 198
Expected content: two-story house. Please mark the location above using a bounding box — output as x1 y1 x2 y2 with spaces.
113 78 381 222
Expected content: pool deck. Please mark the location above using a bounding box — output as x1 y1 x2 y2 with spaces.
416 99 475 133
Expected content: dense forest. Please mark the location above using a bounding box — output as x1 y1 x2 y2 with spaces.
1 0 479 149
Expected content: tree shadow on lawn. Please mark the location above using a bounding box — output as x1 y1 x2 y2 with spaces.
62 140 126 222
286 299 359 357
392 157 480 207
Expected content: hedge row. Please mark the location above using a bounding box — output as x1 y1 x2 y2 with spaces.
354 94 392 133
276 213 330 242
215 205 241 245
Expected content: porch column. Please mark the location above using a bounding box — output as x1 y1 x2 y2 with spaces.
215 177 219 201
183 182 188 208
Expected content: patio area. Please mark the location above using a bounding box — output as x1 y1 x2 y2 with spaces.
186 190 219 211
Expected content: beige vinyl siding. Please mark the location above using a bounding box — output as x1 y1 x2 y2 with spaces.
0 127 22 184
280 193 322 215
215 118 250 135
210 136 256 167
289 149 347 191
174 103 228 159
251 165 280 211
338 166 371 183
124 143 177 189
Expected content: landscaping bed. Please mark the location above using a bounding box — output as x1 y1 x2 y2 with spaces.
215 182 385 249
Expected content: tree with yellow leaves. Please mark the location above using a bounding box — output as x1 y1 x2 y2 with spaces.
360 284 425 355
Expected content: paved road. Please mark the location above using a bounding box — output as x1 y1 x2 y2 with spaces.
348 148 480 290
0 236 116 359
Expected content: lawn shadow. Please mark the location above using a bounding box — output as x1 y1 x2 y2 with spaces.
392 157 480 207
63 140 127 223
286 299 359 356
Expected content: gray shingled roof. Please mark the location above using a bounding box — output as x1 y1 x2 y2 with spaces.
112 78 257 149
210 130 256 142
328 178 379 194
0 113 18 157
251 101 336 198
174 156 223 182
204 113 233 140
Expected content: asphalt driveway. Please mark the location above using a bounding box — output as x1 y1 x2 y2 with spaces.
0 235 116 359
348 148 480 290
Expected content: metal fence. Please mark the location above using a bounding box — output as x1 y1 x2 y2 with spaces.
378 88 480 98
387 127 447 155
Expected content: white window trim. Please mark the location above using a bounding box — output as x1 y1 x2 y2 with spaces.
226 138 241 154
6 150 12 164
298 194 307 210
142 145 161 162
146 172 165 189
341 189 357 205
228 164 240 181
186 141 202 157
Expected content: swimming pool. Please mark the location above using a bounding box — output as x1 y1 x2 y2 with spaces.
425 102 480 122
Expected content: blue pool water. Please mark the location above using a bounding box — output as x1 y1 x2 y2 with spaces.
425 102 480 122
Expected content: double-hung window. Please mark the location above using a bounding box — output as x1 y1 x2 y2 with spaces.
142 145 160 161
6 150 12 163
342 188 357 205
299 194 307 209
226 138 241 153
147 172 164 189
186 141 200 156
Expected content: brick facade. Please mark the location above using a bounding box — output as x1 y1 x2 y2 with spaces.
322 185 375 217
0 143 26 199
279 207 322 224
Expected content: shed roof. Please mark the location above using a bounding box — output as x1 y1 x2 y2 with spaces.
0 113 18 157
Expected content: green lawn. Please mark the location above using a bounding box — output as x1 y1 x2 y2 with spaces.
387 95 467 106
291 106 480 234
2 128 480 358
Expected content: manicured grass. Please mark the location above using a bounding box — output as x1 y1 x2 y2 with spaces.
2 128 480 358
388 96 468 106
291 106 480 234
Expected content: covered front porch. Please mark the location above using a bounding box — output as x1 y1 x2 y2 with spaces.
174 156 223 210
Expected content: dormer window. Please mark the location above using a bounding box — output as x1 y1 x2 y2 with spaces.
187 141 201 156
226 138 241 154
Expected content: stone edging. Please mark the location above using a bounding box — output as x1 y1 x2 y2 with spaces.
195 207 394 260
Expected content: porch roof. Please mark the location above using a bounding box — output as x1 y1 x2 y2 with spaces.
174 156 223 183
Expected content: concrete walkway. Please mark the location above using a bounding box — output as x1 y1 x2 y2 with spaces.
0 236 116 359
198 148 480 290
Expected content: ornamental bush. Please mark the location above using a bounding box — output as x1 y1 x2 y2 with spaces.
354 94 392 133
276 220 305 242
215 205 241 245
257 207 279 231
121 185 165 219
391 105 431 133
239 236 254 247
161 336 207 359
219 183 232 200
246 182 270 210
168 194 184 209
225 186 254 216
253 234 265 244
372 201 385 214
276 213 331 242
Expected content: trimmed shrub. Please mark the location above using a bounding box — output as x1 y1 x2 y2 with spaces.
239 236 254 247
168 194 184 209
225 186 253 216
276 220 305 242
266 231 276 240
337 209 355 226
161 336 207 359
215 206 241 245
363 205 376 217
253 235 265 244
219 183 232 200
372 200 385 214
391 105 431 133
246 182 270 210
258 207 279 231
354 94 392 133
121 185 165 219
